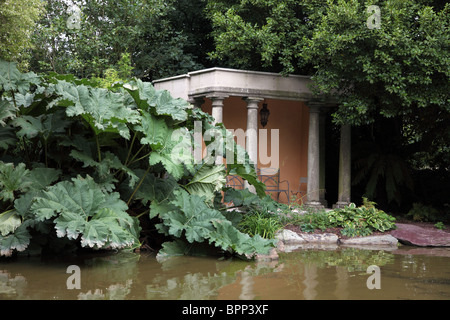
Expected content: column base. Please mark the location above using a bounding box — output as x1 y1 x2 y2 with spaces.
333 201 350 209
305 201 325 211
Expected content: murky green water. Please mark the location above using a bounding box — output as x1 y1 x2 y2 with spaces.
1 245 450 300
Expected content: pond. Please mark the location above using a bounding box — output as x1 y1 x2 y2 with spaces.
1 245 450 300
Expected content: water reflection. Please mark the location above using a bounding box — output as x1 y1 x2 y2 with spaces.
1 247 449 300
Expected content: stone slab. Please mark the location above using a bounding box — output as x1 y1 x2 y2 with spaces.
390 223 450 247
339 235 398 247
275 229 338 244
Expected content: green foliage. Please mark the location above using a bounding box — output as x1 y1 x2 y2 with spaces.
29 0 208 80
327 201 397 236
295 211 331 233
31 175 140 250
156 189 275 257
0 59 272 259
406 202 440 222
238 211 283 240
0 0 45 69
434 222 446 230
208 0 449 125
222 188 284 240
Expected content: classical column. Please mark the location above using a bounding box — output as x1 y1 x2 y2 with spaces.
306 103 324 210
207 95 227 165
334 124 352 208
243 97 264 193
208 95 227 125
319 109 327 207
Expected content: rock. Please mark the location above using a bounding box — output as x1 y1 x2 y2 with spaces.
276 229 339 244
339 235 398 248
255 247 279 261
391 223 450 247
275 229 307 244
301 233 339 244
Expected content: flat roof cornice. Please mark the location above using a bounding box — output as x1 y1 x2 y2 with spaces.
153 67 335 104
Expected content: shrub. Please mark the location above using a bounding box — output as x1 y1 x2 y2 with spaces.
406 203 441 222
327 199 396 236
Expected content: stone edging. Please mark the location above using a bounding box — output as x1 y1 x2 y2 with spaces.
255 229 399 261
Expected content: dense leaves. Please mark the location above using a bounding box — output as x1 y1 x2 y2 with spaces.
29 0 210 80
0 59 274 258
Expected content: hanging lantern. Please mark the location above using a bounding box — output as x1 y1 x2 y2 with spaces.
260 103 270 128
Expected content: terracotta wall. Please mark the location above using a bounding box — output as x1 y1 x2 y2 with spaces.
201 97 309 204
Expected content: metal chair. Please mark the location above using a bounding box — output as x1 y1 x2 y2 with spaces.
291 177 308 204
225 175 245 189
257 168 290 203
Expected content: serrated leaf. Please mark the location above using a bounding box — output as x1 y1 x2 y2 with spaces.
13 109 71 140
136 111 171 149
210 219 274 256
30 176 140 250
26 167 61 191
151 90 190 121
0 223 31 257
0 210 21 236
0 60 40 94
70 150 138 188
162 190 224 243
124 79 189 121
0 125 17 150
53 81 140 139
0 100 16 126
0 162 30 203
184 163 226 202
157 189 274 258
125 169 178 207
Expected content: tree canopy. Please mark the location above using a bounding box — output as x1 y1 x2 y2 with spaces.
207 0 449 125
0 0 45 69
30 0 214 81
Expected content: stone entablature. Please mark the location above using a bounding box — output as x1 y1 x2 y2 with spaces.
153 67 333 103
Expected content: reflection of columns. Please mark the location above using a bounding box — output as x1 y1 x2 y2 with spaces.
244 97 263 193
334 124 351 208
334 266 349 300
303 264 318 300
239 270 255 300
306 103 324 210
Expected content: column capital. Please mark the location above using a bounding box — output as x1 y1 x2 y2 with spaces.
206 94 228 101
243 97 264 109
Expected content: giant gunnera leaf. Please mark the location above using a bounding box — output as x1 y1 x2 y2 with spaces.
30 176 140 250
157 189 275 259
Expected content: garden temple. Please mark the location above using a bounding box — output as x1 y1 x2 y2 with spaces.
153 68 351 209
